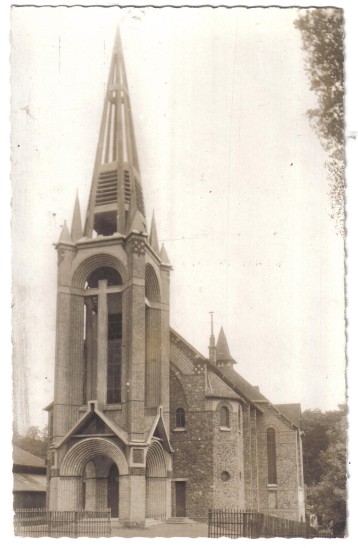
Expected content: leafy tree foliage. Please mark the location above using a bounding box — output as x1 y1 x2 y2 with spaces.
302 406 347 537
13 425 49 461
294 8 344 235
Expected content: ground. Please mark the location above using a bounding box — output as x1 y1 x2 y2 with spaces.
111 521 208 538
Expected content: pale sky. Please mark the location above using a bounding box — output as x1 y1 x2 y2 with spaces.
11 5 347 430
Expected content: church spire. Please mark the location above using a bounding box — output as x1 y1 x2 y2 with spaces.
84 27 146 238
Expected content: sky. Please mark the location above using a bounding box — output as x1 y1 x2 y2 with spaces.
10 5 347 431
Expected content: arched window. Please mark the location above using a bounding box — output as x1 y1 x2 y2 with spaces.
267 427 277 484
220 406 230 428
176 408 186 428
145 264 160 302
86 266 122 289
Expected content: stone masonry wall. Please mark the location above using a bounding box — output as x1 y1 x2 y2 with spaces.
256 404 301 521
170 367 214 520
211 400 245 510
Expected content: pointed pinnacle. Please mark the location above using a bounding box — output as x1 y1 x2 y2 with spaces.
149 212 160 254
160 244 171 265
216 326 236 364
59 220 72 244
71 192 83 241
128 210 146 234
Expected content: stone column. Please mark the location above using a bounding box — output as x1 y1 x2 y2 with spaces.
125 474 146 527
97 280 108 404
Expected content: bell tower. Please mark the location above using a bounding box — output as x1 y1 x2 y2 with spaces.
47 29 173 526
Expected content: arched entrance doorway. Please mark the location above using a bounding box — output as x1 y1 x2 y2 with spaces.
81 456 119 517
59 438 128 519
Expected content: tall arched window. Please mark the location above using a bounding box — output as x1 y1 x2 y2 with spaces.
220 406 230 428
175 408 186 428
267 427 277 484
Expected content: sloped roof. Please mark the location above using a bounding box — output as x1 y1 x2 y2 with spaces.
13 473 46 493
206 370 240 400
213 364 269 405
275 403 301 428
13 446 46 469
170 327 264 412
170 328 302 429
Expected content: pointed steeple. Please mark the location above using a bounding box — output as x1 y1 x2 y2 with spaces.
216 326 236 367
58 220 72 244
160 244 170 265
149 212 160 254
84 27 146 238
71 192 83 241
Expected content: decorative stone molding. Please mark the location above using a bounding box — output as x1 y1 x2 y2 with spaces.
193 362 205 375
129 467 146 476
131 238 146 255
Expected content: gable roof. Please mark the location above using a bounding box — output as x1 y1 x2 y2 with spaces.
206 370 240 400
275 403 302 428
170 327 264 412
145 406 173 453
55 401 128 449
13 446 46 469
170 327 207 362
13 472 46 493
212 363 269 404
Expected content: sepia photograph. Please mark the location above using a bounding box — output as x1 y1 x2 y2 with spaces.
9 2 351 540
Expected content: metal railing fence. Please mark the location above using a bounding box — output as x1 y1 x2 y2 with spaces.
14 508 111 538
208 509 331 539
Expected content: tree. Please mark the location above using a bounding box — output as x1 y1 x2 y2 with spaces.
301 406 347 537
294 8 344 235
13 425 49 461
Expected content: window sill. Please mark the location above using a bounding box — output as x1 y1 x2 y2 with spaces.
267 484 278 490
104 403 122 411
219 427 231 431
173 427 186 432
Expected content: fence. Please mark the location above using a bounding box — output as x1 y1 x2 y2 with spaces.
14 508 111 538
208 509 331 539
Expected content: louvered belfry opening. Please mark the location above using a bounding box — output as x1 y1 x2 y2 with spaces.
86 29 146 238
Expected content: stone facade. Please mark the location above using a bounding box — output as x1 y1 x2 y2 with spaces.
46 29 305 527
169 332 305 522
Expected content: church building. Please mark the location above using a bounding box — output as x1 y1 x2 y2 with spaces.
46 29 305 527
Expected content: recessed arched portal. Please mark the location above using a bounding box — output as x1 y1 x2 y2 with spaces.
60 439 128 519
146 441 168 520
